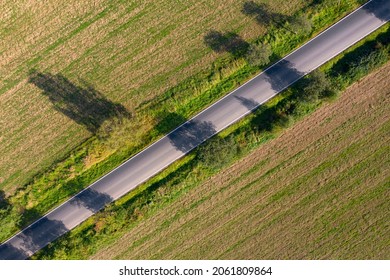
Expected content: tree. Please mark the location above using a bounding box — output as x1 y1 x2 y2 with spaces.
289 15 312 34
246 42 272 67
198 136 238 169
300 70 331 102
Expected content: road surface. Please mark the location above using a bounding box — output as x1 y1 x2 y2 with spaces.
1 0 389 260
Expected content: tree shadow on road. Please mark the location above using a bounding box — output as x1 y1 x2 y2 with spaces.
264 59 305 92
168 119 217 153
29 71 131 134
234 95 259 111
70 188 113 214
20 218 68 258
362 0 390 22
0 217 68 260
0 243 29 260
154 112 188 135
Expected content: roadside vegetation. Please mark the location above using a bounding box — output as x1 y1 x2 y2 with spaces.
32 23 390 259
0 0 370 243
91 62 389 259
0 1 374 243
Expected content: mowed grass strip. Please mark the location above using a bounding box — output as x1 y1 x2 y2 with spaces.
90 62 390 260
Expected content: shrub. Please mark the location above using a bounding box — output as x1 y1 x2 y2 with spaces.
289 15 312 34
300 70 331 102
197 136 239 169
246 42 272 66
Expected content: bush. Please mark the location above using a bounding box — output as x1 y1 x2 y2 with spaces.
300 70 331 102
246 42 272 66
197 136 239 169
289 15 312 34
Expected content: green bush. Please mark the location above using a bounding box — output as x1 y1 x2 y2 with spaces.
289 15 312 34
299 70 331 102
197 135 239 169
246 42 272 67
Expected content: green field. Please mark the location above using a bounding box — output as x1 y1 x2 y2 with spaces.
0 0 367 243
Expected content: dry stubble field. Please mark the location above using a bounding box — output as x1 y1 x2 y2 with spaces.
91 62 390 260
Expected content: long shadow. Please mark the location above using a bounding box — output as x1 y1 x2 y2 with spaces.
250 106 282 132
264 59 305 92
362 0 390 22
17 208 41 230
0 217 68 260
204 30 249 58
0 190 9 210
234 95 259 111
329 27 390 78
168 120 216 153
118 159 195 214
0 243 29 260
242 1 289 28
70 188 113 214
154 112 188 135
29 72 130 133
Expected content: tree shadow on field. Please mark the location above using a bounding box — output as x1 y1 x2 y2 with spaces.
0 190 9 210
28 71 131 134
204 30 249 58
17 207 42 230
154 112 188 135
242 1 289 28
168 119 217 153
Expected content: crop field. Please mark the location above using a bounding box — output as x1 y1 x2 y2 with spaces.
89 62 390 260
0 0 366 243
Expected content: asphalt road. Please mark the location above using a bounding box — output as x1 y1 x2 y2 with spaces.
1 0 389 260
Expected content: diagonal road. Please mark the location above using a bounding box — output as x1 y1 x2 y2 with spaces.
1 0 389 260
